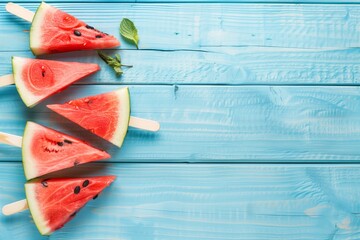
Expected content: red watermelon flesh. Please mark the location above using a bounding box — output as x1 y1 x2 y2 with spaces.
22 121 110 180
47 88 130 147
25 176 116 235
30 2 120 55
12 56 100 107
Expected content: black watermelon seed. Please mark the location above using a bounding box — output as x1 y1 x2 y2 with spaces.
70 212 77 217
74 160 79 166
82 180 90 188
93 194 98 200
74 30 81 36
64 139 72 144
95 35 102 38
57 142 64 146
74 186 81 194
41 181 48 187
85 25 94 29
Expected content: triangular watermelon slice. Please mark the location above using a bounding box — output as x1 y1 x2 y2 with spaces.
47 88 130 147
12 56 100 107
25 175 116 235
30 2 120 55
22 121 111 180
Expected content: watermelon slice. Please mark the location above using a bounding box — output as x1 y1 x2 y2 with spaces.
22 121 110 180
47 88 130 147
30 2 120 55
12 56 100 107
25 175 116 235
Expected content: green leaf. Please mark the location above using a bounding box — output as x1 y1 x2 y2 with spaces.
114 66 123 76
97 51 132 77
97 51 113 63
115 54 121 63
120 18 139 49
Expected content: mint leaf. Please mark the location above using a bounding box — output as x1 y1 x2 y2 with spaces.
115 54 121 63
97 51 132 77
120 18 139 49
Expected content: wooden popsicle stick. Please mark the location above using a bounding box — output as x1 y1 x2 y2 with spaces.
2 199 28 216
0 132 22 148
0 74 15 87
0 118 159 148
129 116 160 132
6 2 34 22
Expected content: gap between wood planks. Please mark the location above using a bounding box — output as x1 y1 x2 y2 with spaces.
2 160 360 164
2 161 360 166
2 83 360 87
0 47 356 54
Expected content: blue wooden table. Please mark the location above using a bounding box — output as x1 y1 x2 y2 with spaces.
1 0 360 239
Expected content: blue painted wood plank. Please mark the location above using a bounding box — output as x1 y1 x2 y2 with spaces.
2 0 360 4
1 48 359 85
1 85 360 162
1 3 359 51
1 162 360 239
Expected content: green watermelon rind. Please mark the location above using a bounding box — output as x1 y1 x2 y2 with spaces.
29 2 50 56
22 121 39 180
25 181 52 236
111 87 131 147
12 57 39 107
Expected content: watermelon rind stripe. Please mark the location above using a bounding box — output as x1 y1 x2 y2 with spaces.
111 87 131 147
30 2 51 56
25 181 52 235
12 57 39 107
22 121 39 180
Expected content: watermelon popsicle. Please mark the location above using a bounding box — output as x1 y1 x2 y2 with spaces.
0 57 100 107
2 176 116 235
47 87 160 148
6 2 120 55
0 121 110 180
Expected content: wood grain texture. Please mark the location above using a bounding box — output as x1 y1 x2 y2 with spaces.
2 0 360 3
1 85 360 162
1 162 360 239
1 48 360 85
1 3 360 51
